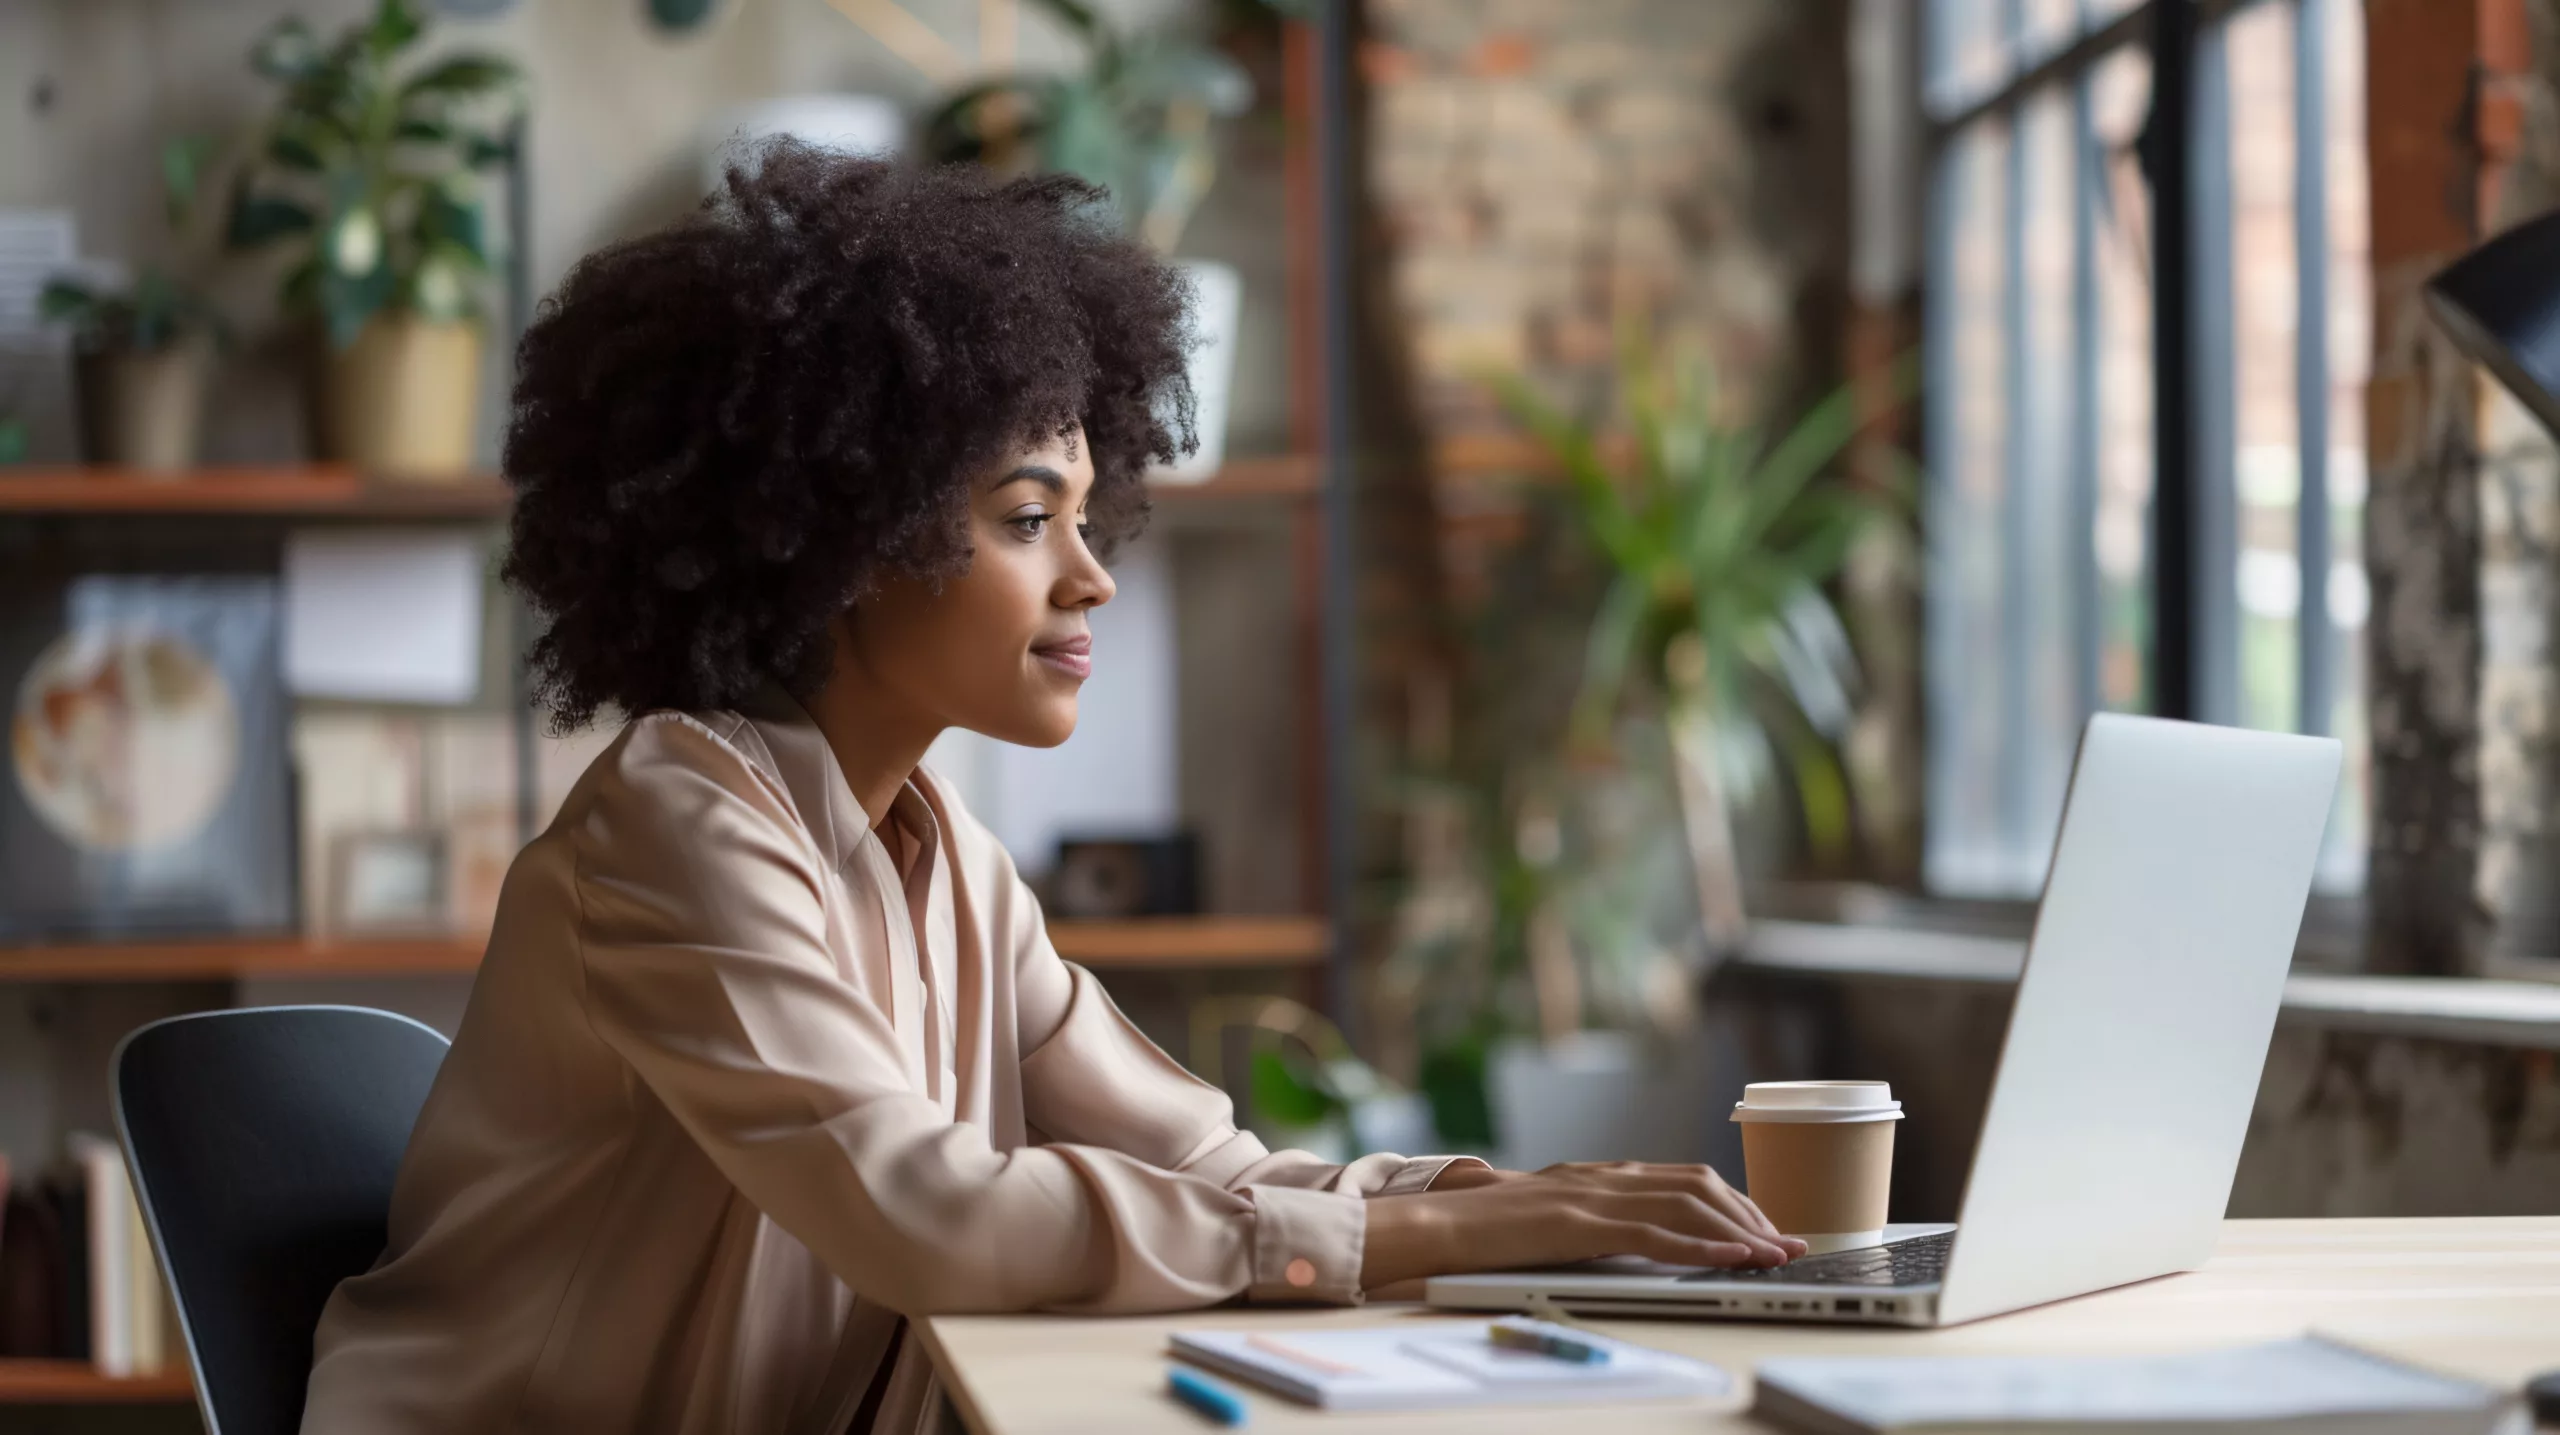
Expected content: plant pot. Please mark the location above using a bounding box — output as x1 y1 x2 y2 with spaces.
317 315 482 479
1150 259 1241 484
1486 1030 1711 1170
76 338 211 473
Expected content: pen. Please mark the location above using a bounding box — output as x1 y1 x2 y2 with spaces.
1167 1367 1249 1426
1489 1316 1612 1365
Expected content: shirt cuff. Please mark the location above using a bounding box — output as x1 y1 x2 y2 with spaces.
1376 1154 1490 1197
1242 1184 1366 1305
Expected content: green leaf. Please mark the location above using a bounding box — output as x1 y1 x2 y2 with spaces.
418 184 484 261
37 279 103 325
1781 722 1854 861
1417 1038 1496 1149
394 116 452 146
461 131 514 168
365 0 425 58
1483 368 1649 572
227 193 318 248
158 135 218 230
1732 381 1862 553
1575 575 1653 745
1248 1050 1340 1128
267 127 329 171
280 256 324 314
1027 0 1106 42
397 53 522 106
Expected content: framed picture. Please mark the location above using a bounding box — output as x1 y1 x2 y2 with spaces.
1 573 292 938
327 829 448 935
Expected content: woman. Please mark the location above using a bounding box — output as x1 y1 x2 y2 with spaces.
299 145 1802 1435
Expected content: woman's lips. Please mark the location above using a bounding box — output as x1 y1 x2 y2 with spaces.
1033 637 1092 680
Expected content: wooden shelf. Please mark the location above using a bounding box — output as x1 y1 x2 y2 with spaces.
0 465 512 517
0 934 486 982
0 918 1330 982
1145 452 1319 501
1048 916 1330 969
0 458 1319 517
0 1360 194 1403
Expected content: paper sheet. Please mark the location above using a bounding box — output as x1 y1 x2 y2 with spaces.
284 529 485 704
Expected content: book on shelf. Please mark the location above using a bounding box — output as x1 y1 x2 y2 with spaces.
56 1135 182 1378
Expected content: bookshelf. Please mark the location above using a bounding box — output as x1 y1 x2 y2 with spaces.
0 1359 193 1403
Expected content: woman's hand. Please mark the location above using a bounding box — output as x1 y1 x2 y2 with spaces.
1361 1161 1806 1290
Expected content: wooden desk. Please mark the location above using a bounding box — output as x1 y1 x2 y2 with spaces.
915 1218 2560 1433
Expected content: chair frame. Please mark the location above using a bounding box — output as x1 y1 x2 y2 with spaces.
110 1003 449 1435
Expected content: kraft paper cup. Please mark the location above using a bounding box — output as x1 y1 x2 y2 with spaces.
1732 1081 1902 1255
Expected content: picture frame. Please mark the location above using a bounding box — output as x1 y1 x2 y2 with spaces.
0 572 292 939
326 829 449 936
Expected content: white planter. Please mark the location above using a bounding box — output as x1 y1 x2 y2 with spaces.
703 95 905 191
1487 1030 1712 1171
1151 258 1241 484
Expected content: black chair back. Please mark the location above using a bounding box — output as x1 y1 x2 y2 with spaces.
112 1005 448 1435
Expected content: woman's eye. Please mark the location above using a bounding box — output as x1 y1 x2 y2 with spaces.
1008 514 1051 540
1076 522 1096 543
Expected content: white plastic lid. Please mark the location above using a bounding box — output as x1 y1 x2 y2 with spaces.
1730 1080 1904 1123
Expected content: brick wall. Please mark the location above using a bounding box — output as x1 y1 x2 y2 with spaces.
1360 0 1850 579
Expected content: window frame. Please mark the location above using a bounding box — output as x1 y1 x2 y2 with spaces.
1920 0 2351 896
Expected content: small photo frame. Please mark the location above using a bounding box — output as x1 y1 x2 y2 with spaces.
327 829 448 935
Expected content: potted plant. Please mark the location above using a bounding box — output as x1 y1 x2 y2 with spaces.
226 0 522 478
1382 339 1901 1166
38 138 227 473
1488 339 1899 962
923 0 1255 481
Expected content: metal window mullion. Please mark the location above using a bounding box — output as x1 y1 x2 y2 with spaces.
2145 0 2197 719
2294 0 2333 735
1921 133 1968 888
1997 0 2038 870
2070 68 2105 725
2188 13 2242 725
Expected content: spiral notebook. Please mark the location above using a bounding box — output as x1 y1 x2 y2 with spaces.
1168 1320 1729 1412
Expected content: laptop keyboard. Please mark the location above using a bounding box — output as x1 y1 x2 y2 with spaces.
1679 1230 1954 1288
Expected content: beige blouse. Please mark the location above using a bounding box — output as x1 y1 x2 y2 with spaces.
299 689 1476 1435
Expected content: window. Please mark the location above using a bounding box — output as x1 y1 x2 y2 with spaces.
1921 0 2369 897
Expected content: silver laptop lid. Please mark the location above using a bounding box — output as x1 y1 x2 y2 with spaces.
1934 714 2339 1326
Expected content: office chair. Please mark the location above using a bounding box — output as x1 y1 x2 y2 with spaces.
111 1005 449 1435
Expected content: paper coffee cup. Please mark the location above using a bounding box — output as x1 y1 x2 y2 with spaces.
1732 1081 1901 1254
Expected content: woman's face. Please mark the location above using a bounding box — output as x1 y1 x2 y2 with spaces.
839 425 1115 748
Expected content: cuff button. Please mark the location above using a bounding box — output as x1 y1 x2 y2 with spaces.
1284 1258 1317 1288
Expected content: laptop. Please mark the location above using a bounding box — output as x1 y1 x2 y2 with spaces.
1427 713 2342 1328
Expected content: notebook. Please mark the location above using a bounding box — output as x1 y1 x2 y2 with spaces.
1168 1320 1729 1412
1750 1335 2525 1435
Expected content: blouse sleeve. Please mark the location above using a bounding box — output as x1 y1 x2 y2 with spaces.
571 715 1386 1316
1003 892 1479 1204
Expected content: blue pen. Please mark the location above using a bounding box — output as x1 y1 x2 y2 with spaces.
1489 1316 1612 1365
1167 1367 1249 1426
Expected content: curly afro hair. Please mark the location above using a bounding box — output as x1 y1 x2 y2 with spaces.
500 141 1196 730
